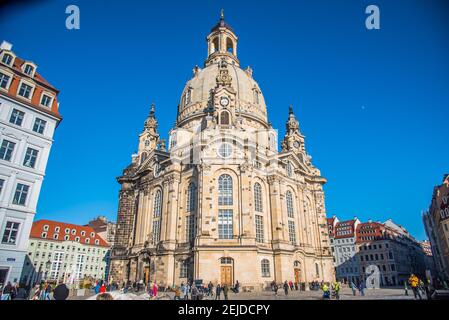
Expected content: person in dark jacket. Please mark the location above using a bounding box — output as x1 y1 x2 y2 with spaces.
53 283 70 300
223 284 229 300
1 282 13 300
215 284 222 300
283 281 289 295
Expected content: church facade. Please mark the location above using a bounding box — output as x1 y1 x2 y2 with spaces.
109 13 335 290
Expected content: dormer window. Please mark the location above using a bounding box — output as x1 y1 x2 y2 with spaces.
85 238 90 244
40 94 53 108
0 72 12 90
81 231 86 237
41 232 47 239
18 82 33 99
75 236 80 242
95 239 99 245
24 64 34 76
54 227 60 233
1 53 13 66
253 88 260 104
43 225 49 231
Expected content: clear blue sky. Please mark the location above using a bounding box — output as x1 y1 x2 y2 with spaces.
1 0 448 240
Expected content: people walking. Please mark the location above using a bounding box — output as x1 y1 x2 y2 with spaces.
272 281 278 296
288 280 293 291
215 284 222 300
408 274 422 300
208 281 214 297
223 284 229 300
322 283 330 300
333 281 341 300
358 281 365 296
1 281 13 300
350 282 357 296
283 281 289 295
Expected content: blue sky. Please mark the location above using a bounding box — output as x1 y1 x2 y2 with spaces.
1 0 448 240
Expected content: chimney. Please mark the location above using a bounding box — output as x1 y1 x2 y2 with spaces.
0 41 13 51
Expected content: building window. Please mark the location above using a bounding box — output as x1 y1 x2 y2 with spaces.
286 191 294 218
218 209 233 239
23 147 39 168
152 190 162 244
54 227 60 233
18 82 33 99
261 259 270 277
40 94 52 107
186 214 196 242
64 235 69 241
33 118 47 134
288 220 296 244
253 89 259 104
13 183 29 206
186 182 196 212
286 161 293 177
2 221 20 245
53 234 58 240
94 239 99 245
315 263 320 277
180 260 188 278
81 231 85 236
42 232 47 238
0 72 11 89
170 132 177 149
1 53 13 65
218 143 232 158
9 109 25 126
220 111 230 125
221 257 233 264
0 179 4 195
254 183 263 213
218 174 233 205
24 64 34 76
43 225 49 231
0 140 15 161
255 215 264 243
85 238 90 244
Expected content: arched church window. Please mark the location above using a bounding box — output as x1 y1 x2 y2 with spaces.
220 257 233 264
269 133 276 150
286 190 294 218
218 174 233 205
152 189 162 244
254 182 263 213
212 37 219 54
186 182 196 212
315 263 320 277
226 38 234 54
140 152 148 164
185 88 191 105
286 161 293 177
253 89 259 104
261 259 270 277
220 111 230 125
170 132 177 149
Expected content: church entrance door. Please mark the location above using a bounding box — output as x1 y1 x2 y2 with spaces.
220 266 232 286
144 267 150 284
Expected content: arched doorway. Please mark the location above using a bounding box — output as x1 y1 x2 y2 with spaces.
294 260 301 284
220 257 233 286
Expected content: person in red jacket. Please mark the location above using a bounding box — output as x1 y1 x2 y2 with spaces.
99 283 107 293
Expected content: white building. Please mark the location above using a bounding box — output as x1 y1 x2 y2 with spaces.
328 216 361 284
0 41 61 286
23 220 110 285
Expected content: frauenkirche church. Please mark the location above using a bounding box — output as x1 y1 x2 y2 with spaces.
110 12 335 290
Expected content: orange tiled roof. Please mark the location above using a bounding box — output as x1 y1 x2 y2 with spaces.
30 219 110 247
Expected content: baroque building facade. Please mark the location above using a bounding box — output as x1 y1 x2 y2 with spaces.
0 41 61 287
110 13 334 290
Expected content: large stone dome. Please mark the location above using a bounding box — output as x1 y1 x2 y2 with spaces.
177 62 268 127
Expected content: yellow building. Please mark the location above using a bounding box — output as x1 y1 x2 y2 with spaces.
110 12 334 291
